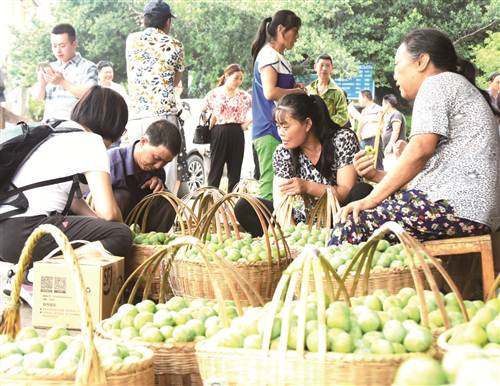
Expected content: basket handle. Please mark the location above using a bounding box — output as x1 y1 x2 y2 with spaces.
126 191 198 235
346 221 469 329
261 246 351 358
307 187 340 237
0 224 107 385
111 236 264 323
274 194 296 229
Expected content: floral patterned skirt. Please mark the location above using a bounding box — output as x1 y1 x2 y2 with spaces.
328 189 490 245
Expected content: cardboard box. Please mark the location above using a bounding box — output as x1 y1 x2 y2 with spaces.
32 248 124 329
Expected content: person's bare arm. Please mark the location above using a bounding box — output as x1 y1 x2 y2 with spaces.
337 133 439 223
46 71 91 99
275 164 356 203
85 171 123 222
261 66 304 101
353 150 387 183
31 69 48 101
384 120 402 155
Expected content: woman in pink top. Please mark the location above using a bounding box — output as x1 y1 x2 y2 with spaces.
203 64 252 191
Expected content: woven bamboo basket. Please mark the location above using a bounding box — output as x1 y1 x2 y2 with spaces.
97 235 263 386
281 188 340 258
0 224 155 386
302 261 442 297
195 222 468 386
296 190 444 295
170 193 292 304
125 191 198 300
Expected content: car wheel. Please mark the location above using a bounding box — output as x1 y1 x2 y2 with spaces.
186 153 205 192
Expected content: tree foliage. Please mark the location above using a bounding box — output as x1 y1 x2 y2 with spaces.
473 31 500 88
6 0 498 101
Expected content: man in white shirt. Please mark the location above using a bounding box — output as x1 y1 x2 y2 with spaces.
32 23 97 122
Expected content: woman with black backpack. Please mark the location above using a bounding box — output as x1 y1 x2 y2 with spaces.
0 86 132 303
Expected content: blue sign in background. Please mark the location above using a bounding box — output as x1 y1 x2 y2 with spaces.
297 64 375 101
335 64 375 101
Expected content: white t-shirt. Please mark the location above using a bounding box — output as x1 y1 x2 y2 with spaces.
1 122 110 217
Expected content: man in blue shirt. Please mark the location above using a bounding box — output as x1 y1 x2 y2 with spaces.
108 119 181 231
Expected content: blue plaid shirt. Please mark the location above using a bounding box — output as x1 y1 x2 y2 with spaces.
43 53 97 121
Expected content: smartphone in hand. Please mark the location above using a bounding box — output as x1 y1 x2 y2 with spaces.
37 62 52 72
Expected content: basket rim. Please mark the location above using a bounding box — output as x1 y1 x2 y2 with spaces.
171 255 292 268
292 257 442 278
194 339 435 363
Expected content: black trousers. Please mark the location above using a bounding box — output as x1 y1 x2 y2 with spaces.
113 188 176 233
0 214 132 265
208 123 245 192
234 182 374 237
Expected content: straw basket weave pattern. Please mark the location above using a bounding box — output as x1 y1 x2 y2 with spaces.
168 257 289 304
195 341 435 386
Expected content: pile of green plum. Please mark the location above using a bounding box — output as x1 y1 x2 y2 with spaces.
132 231 177 246
282 223 330 248
320 240 432 274
446 291 500 349
350 288 486 331
210 287 482 354
178 233 287 263
211 293 435 354
0 326 151 373
394 347 500 385
101 296 238 344
280 224 427 273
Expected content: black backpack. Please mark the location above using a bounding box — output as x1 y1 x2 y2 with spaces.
0 120 84 221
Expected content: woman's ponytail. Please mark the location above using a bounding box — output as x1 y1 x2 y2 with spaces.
455 57 476 86
251 17 272 66
310 95 338 179
251 11 301 66
216 74 226 87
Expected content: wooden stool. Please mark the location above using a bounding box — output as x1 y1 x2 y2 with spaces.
423 234 494 300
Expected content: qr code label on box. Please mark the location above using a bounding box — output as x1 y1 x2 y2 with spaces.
54 277 67 294
40 276 54 293
40 276 67 294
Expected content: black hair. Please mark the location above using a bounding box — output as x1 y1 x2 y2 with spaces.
71 86 128 142
315 54 333 64
51 23 76 42
274 94 340 180
402 28 494 111
382 94 398 107
144 13 170 29
145 119 181 156
251 10 301 65
96 60 113 72
360 90 373 100
488 72 500 82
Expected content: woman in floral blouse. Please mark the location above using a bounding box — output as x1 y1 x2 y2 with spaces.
202 64 252 192
235 93 372 237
